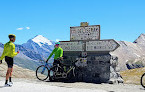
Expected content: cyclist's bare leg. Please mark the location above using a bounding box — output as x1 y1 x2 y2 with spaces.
9 67 13 82
5 68 12 84
9 67 13 77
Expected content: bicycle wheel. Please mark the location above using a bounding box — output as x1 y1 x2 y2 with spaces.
36 65 49 81
141 73 145 88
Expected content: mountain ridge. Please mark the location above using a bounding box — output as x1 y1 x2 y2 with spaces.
0 34 145 71
22 35 55 59
111 33 145 70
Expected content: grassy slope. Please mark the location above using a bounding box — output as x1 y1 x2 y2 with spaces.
120 67 145 85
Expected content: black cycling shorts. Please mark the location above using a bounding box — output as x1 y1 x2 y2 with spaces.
53 59 61 66
5 56 14 68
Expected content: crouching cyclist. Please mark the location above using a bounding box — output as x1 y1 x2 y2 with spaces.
46 42 63 67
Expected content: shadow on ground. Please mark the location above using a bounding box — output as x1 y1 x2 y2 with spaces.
0 86 4 88
140 88 145 90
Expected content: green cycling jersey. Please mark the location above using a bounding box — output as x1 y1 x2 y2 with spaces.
47 47 63 60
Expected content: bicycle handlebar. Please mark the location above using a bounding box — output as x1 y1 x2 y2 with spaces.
57 59 79 67
39 59 53 65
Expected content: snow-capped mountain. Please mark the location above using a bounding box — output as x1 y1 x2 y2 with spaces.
32 35 53 46
111 33 145 70
0 35 55 71
22 35 55 60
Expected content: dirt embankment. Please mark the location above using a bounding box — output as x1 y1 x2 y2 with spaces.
0 61 36 79
120 67 145 85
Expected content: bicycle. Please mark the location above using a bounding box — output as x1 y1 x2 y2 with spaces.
141 73 145 88
36 60 53 81
48 58 79 82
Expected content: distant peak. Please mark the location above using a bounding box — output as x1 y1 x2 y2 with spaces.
32 35 51 41
33 35 45 39
138 33 145 39
140 33 145 37
32 35 53 46
134 33 145 43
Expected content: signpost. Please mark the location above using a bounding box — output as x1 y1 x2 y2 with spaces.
86 40 120 51
59 41 84 51
59 22 121 83
60 40 119 52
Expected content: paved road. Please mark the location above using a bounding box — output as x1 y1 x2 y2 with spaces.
0 77 145 92
0 80 106 92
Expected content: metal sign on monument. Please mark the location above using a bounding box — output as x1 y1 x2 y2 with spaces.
86 39 120 51
70 24 100 41
59 41 84 51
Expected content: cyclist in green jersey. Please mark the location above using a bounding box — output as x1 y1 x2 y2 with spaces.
46 42 63 66
0 34 19 87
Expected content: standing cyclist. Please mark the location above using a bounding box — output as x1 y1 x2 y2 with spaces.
0 34 19 87
46 42 63 66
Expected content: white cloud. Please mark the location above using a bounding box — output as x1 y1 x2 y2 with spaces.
26 27 30 30
16 27 30 30
16 28 23 30
56 39 60 42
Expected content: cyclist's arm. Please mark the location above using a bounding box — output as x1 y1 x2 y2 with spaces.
0 50 5 60
11 44 18 57
0 44 6 60
0 60 2 64
60 49 63 57
47 49 55 62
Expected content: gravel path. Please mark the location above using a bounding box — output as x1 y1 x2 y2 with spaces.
0 77 145 92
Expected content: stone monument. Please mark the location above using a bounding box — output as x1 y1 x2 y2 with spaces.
59 22 123 83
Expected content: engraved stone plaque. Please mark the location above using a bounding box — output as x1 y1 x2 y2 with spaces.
70 25 100 41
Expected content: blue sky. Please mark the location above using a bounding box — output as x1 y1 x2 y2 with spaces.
0 0 145 44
